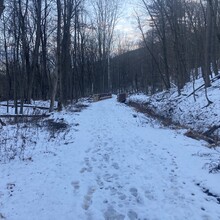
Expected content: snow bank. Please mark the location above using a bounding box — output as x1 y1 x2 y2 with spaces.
128 77 220 136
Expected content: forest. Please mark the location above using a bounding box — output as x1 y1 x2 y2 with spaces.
0 0 219 112
1 1 220 219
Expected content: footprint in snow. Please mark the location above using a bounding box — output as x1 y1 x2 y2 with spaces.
91 157 97 162
80 167 87 173
129 187 144 204
118 192 126 200
145 190 156 201
96 176 104 189
7 183 15 196
106 147 113 152
130 188 138 197
92 148 100 153
110 187 117 196
112 162 120 170
80 158 93 173
84 157 90 164
104 206 125 220
80 167 93 173
85 148 91 153
103 142 108 146
82 186 96 211
71 181 80 191
103 174 118 183
127 210 138 220
103 154 110 162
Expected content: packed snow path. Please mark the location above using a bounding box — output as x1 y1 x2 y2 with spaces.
1 97 220 220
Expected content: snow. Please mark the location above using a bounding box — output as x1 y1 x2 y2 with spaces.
128 77 220 136
0 97 220 220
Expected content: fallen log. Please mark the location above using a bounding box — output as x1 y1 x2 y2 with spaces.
185 130 215 144
0 114 50 118
99 95 112 101
203 125 220 136
0 104 55 110
93 93 112 102
187 74 220 98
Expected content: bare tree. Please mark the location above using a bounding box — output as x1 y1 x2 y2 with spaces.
141 0 171 89
91 0 121 92
204 0 212 87
0 0 4 17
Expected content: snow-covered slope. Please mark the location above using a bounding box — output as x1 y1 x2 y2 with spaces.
0 97 220 220
128 77 220 137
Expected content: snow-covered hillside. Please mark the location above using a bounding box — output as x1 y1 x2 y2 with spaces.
0 97 220 220
128 76 220 141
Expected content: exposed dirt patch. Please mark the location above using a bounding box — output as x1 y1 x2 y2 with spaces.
44 119 69 134
127 101 183 127
66 103 90 113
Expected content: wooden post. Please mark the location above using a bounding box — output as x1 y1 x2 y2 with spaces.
117 93 126 103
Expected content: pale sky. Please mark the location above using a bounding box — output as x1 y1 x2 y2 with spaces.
115 0 141 42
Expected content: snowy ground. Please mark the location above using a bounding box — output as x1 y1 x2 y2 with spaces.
0 97 220 220
128 77 220 137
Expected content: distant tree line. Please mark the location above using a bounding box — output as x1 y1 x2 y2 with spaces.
111 0 220 97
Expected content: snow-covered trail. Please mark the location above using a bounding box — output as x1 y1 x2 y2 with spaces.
1 97 220 220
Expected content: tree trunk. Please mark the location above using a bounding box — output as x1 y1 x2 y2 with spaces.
204 0 212 87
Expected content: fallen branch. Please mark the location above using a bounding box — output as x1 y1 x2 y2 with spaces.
99 95 112 101
203 125 220 136
93 93 112 102
187 74 220 98
0 114 50 118
185 130 215 145
0 118 6 126
0 104 55 110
